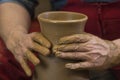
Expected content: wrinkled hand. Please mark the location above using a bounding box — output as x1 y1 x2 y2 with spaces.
5 32 51 76
53 33 119 70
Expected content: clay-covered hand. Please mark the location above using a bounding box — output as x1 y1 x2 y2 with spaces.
53 33 120 70
5 32 51 76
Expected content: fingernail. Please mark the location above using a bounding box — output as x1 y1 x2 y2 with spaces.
34 59 40 65
26 69 32 76
56 53 61 57
65 64 71 68
44 49 50 56
55 52 61 57
46 43 51 48
52 47 57 53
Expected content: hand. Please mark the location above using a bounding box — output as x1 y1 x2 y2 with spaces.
5 32 51 76
53 33 119 70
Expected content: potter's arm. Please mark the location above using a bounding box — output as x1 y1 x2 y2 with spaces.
0 2 33 76
0 1 51 76
0 2 31 41
0 0 37 41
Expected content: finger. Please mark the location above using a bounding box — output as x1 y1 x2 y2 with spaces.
53 43 91 52
33 42 50 56
59 34 91 44
31 32 51 48
65 62 94 70
25 50 40 65
17 57 31 76
56 52 91 60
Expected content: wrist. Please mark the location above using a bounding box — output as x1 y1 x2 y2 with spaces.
1 25 28 41
112 39 120 55
111 39 120 66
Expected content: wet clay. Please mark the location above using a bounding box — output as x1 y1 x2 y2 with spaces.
32 11 89 80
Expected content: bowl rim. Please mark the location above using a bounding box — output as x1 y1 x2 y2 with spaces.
37 11 88 23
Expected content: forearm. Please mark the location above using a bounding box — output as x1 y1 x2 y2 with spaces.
0 2 31 42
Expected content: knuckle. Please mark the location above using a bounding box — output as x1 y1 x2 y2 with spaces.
74 52 79 59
